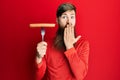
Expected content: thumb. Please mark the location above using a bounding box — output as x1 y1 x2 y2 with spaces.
75 35 81 43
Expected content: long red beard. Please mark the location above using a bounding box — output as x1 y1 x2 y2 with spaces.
54 27 66 50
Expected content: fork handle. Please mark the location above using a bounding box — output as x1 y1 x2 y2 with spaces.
41 27 45 41
42 35 44 41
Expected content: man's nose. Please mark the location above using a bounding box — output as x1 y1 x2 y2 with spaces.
66 18 71 24
66 18 72 25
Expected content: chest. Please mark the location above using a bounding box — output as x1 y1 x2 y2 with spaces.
46 46 67 67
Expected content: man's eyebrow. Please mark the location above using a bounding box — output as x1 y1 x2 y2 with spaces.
70 12 75 15
62 13 67 15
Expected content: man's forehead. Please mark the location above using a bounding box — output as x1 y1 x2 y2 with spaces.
62 10 75 15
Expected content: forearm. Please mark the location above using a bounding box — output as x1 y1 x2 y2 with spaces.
64 45 89 80
36 57 46 80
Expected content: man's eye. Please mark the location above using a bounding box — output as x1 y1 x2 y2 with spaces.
71 16 75 19
62 16 67 19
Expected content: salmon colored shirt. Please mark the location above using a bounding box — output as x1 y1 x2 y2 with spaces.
36 37 89 80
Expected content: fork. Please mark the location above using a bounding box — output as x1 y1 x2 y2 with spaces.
41 27 45 41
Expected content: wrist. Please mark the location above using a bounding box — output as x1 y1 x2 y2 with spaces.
36 52 43 64
36 56 42 64
66 44 74 50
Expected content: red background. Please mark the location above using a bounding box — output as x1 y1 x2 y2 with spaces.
0 0 120 80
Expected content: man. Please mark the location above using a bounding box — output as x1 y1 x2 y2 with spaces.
36 3 89 80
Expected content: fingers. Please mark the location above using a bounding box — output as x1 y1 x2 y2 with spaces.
65 23 74 38
37 41 47 58
64 23 81 45
37 41 47 48
38 41 47 46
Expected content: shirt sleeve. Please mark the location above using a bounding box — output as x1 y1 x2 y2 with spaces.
36 57 46 80
64 39 89 80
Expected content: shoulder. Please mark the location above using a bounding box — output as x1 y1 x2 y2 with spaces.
75 36 90 56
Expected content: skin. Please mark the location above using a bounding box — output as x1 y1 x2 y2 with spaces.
36 10 81 64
